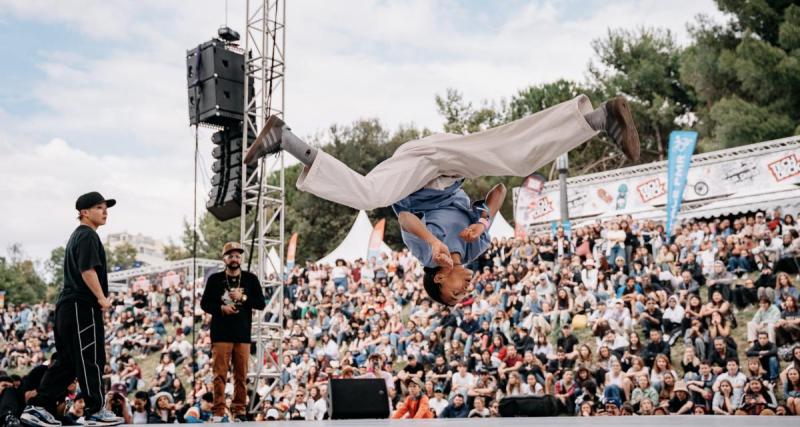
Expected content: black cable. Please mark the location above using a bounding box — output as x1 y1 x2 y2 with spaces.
189 44 202 394
191 83 199 394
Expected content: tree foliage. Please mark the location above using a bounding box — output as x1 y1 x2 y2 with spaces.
107 241 138 270
0 245 48 305
680 1 800 149
45 246 65 289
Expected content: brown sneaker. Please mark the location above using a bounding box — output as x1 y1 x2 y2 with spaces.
604 96 640 162
243 115 286 166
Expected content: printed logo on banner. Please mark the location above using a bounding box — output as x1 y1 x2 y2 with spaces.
637 177 666 202
768 154 800 182
723 159 758 184
528 196 554 219
567 189 588 211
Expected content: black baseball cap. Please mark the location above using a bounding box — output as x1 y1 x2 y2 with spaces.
76 192 116 210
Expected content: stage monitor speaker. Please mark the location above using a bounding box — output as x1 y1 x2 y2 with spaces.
186 40 245 85
328 379 389 420
498 395 558 417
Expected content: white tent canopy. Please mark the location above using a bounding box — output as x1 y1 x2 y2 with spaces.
488 212 515 239
317 211 392 265
681 184 800 220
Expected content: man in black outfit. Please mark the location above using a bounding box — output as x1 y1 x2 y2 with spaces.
200 242 266 422
22 192 122 427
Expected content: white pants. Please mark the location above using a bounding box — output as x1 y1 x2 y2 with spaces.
747 321 775 342
297 95 598 210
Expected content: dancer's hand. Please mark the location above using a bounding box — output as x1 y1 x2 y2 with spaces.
430 240 453 268
459 223 485 242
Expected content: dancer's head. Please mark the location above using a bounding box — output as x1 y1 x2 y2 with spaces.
423 264 472 306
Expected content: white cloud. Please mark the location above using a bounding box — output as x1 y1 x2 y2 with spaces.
0 0 727 261
0 135 198 259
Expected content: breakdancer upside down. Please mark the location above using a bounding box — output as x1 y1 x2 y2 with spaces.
244 95 640 306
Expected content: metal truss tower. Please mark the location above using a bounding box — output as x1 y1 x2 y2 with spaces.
240 0 286 407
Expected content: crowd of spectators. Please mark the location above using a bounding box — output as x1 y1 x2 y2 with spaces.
2 209 800 422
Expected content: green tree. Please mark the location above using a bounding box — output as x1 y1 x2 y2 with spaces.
181 212 242 260
163 239 190 261
680 2 800 148
0 244 48 305
107 241 137 270
45 246 65 289
590 27 695 158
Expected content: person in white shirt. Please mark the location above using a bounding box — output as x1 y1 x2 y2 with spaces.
450 362 475 399
428 388 449 416
521 372 544 396
662 295 685 345
305 387 328 421
713 359 748 403
580 259 599 291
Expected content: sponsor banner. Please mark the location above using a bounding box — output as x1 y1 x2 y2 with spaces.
666 131 698 235
286 233 298 269
367 219 386 260
513 139 800 229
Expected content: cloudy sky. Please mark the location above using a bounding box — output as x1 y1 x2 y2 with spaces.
0 0 725 261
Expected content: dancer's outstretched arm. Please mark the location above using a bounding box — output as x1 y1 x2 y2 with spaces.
460 183 507 243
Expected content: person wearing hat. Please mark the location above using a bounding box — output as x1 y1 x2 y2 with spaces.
23 192 123 427
391 377 433 419
200 242 266 422
667 381 694 414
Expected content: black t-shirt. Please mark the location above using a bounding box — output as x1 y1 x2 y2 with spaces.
58 225 108 308
557 334 579 354
200 271 266 343
403 362 425 376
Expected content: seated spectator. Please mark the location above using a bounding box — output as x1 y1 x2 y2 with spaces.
642 329 670 368
638 298 663 336
428 387 448 417
439 394 468 418
711 379 736 415
629 374 658 412
747 297 780 343
468 396 490 418
149 391 177 424
775 295 800 348
184 392 213 423
679 347 700 380
685 360 715 409
662 296 684 346
64 393 87 425
667 381 694 414
745 332 779 381
392 378 433 419
708 336 738 375
705 261 735 302
713 359 747 403
736 377 777 415
521 372 544 396
783 366 800 415
553 370 577 415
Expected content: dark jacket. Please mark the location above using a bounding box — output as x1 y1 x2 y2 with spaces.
200 271 266 343
440 402 469 418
